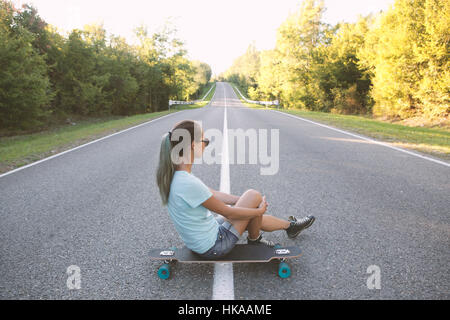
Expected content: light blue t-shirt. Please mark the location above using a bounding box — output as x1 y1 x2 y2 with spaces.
167 170 219 254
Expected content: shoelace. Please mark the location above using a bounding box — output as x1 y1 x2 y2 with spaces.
290 215 311 226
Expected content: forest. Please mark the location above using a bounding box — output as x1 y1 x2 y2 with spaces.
221 0 449 125
0 1 211 135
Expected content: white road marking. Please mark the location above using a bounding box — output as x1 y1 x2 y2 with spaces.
271 110 450 168
212 84 235 300
0 111 186 179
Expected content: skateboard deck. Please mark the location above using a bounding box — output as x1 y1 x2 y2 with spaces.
150 244 301 279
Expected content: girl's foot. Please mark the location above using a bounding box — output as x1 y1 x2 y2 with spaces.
286 215 315 239
247 234 276 247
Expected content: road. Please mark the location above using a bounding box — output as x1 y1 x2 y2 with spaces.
0 82 449 299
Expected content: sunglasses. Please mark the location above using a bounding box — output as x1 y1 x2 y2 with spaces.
201 138 210 147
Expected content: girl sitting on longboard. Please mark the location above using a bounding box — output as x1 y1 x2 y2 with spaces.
156 120 315 260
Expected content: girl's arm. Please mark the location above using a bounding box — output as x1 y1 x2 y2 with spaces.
202 195 267 220
208 188 240 205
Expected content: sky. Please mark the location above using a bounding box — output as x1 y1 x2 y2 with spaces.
17 0 394 75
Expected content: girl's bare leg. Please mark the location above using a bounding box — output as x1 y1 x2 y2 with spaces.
227 189 291 236
227 189 263 239
260 215 290 232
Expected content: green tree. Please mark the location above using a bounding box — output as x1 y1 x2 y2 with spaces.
360 0 449 120
12 4 50 55
223 42 261 96
0 1 212 135
0 1 51 131
256 50 279 100
415 0 449 119
54 29 107 116
103 35 139 115
314 17 372 114
191 60 212 98
274 0 326 108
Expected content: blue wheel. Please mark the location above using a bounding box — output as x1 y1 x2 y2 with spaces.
278 261 291 278
158 263 170 280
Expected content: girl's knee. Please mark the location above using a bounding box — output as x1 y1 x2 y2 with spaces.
235 189 263 209
244 189 262 203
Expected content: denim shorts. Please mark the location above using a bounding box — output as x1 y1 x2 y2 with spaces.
197 215 240 260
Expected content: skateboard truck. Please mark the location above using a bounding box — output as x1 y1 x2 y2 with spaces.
157 249 176 279
159 250 175 256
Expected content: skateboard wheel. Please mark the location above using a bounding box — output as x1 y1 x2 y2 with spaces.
158 263 170 280
278 261 291 278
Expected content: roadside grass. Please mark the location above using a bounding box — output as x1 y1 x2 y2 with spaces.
282 109 450 160
0 83 216 175
230 83 450 161
201 82 217 101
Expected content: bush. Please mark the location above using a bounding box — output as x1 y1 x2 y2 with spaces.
0 26 51 131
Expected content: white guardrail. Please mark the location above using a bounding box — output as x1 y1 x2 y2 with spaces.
233 85 279 107
169 83 215 109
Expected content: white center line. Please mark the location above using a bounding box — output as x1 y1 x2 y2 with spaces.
212 85 235 300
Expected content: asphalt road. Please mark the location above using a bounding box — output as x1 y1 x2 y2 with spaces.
0 82 449 299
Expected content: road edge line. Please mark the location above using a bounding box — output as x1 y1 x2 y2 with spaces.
0 110 186 179
271 110 450 168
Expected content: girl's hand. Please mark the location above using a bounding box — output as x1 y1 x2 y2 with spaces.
261 195 268 208
232 194 240 206
258 196 268 215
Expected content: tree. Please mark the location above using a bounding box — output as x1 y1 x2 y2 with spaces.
103 35 139 115
0 1 212 135
360 0 449 120
12 4 49 54
0 1 51 131
223 42 261 96
257 49 283 101
191 60 212 98
415 0 449 119
317 16 373 114
273 0 327 108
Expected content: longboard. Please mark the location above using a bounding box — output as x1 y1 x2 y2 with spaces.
149 244 301 279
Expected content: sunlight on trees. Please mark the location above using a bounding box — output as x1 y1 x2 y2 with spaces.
0 1 212 134
222 0 449 123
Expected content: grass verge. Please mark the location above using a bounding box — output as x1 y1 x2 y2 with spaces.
230 83 450 161
0 111 172 174
0 83 216 175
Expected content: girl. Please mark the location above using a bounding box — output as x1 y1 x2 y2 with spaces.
156 120 315 259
